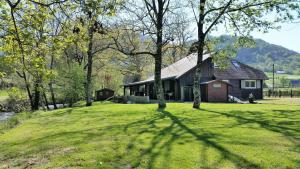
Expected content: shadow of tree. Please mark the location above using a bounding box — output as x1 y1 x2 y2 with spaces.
202 109 300 145
1 106 298 168
126 110 261 169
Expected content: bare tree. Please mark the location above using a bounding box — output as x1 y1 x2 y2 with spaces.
113 0 185 109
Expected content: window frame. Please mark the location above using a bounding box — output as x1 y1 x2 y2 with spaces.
244 80 257 89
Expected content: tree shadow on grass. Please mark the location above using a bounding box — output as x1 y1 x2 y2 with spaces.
2 106 298 168
202 109 300 144
126 109 261 169
202 108 300 158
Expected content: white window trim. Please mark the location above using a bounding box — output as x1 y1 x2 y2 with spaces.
243 80 256 89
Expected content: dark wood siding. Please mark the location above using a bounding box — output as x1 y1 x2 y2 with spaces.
228 79 263 100
228 80 242 98
125 57 265 101
174 80 180 101
241 89 263 100
179 59 214 86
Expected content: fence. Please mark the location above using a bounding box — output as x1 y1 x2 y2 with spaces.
263 89 300 98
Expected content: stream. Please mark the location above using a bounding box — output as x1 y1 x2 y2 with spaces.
0 104 66 122
0 112 15 122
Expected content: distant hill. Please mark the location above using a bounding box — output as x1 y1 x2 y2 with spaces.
217 35 300 75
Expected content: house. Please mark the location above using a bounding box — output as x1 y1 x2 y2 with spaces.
95 88 114 101
123 53 268 102
291 80 300 88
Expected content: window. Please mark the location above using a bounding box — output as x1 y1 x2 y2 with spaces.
232 60 240 68
242 80 256 89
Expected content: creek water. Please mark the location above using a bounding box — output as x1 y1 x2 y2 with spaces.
0 104 66 122
0 112 15 122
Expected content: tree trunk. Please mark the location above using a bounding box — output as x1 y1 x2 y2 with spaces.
43 91 50 110
85 25 94 107
49 53 57 109
9 9 34 110
193 53 203 109
193 41 205 109
193 0 206 109
23 71 34 110
154 56 166 109
32 78 41 111
154 0 166 109
49 83 57 109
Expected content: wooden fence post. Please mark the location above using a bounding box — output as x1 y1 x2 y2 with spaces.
291 89 293 98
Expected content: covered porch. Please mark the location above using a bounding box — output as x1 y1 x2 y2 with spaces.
123 79 179 101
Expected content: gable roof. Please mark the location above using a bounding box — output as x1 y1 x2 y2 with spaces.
214 60 268 80
147 53 211 80
124 53 268 86
124 53 211 86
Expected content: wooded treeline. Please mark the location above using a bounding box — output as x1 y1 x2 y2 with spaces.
0 0 299 111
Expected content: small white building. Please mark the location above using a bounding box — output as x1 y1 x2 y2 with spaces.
276 70 285 74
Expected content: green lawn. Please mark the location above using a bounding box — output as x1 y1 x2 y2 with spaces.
259 98 300 105
0 102 299 169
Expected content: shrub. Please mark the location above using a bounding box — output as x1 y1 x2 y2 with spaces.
4 87 30 113
58 64 86 107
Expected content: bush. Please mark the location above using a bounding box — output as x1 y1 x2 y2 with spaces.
4 87 30 113
58 64 86 107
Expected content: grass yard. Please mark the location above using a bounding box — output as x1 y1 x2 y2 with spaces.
259 98 300 105
0 102 299 169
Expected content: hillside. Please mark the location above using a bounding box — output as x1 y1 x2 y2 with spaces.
220 36 300 75
238 41 300 74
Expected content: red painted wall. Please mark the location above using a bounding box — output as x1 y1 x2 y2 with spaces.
207 82 228 102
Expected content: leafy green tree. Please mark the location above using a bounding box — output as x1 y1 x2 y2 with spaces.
188 0 300 109
114 0 186 109
73 0 121 106
1 0 71 110
58 64 86 107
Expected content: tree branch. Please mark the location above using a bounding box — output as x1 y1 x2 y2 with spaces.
204 0 233 36
28 0 68 7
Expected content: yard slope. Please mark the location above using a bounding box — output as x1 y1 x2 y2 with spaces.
0 102 299 169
